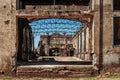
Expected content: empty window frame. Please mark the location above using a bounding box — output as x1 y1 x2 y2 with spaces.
113 17 120 46
17 0 91 9
113 0 120 11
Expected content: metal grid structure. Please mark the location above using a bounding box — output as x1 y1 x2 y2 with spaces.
29 18 82 37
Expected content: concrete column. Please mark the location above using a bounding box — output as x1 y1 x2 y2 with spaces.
80 31 82 59
86 27 89 53
26 29 30 60
32 34 34 51
82 30 84 53
46 32 49 56
93 0 101 67
77 34 79 54
64 32 67 44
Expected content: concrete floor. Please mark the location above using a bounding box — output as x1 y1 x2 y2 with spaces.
37 56 86 61
18 56 92 67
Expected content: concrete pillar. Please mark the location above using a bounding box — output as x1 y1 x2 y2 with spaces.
82 30 84 53
46 32 49 56
93 0 101 67
32 34 34 51
77 34 79 54
64 32 67 45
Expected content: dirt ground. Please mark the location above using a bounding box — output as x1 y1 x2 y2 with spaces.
0 74 120 80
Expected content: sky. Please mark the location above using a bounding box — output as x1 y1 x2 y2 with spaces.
29 18 82 48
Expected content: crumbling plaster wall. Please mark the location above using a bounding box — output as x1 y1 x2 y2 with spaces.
92 0 101 66
0 0 16 74
0 0 119 75
92 0 120 69
102 0 120 65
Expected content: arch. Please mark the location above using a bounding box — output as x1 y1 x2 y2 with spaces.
16 10 93 62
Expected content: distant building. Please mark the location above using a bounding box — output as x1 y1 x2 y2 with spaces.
38 32 73 56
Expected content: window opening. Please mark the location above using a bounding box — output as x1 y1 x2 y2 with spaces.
113 0 120 11
113 17 120 46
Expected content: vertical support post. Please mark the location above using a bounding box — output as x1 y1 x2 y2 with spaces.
99 0 103 72
89 0 92 10
27 28 30 60
77 34 79 55
53 0 56 9
78 33 80 53
80 31 82 59
30 30 32 55
84 28 86 60
88 17 93 61
32 34 34 51
46 32 50 56
22 27 27 61
64 32 67 47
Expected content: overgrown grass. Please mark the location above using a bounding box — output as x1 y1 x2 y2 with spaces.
0 75 120 80
0 76 13 80
106 74 120 78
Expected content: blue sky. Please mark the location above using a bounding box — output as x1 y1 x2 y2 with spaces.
29 18 82 48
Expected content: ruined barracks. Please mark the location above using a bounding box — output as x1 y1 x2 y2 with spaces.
0 0 120 77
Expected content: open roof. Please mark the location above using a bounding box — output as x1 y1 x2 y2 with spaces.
29 18 82 36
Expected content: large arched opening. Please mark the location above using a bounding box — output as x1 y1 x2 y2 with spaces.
15 0 95 77
16 15 93 65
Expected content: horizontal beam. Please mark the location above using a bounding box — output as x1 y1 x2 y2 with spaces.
16 10 93 24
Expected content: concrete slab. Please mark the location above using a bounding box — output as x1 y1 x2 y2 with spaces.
37 56 91 61
17 56 93 68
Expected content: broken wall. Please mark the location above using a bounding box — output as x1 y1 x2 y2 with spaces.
102 0 120 67
92 0 120 73
0 0 16 74
0 0 119 75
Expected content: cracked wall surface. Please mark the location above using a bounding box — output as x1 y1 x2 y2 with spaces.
102 0 120 65
0 0 16 74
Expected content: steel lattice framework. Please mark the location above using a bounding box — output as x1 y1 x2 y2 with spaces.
29 18 82 36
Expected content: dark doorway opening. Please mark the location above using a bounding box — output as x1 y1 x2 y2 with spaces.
17 18 34 62
49 48 60 56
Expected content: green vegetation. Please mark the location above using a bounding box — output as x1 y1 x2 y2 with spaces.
0 75 120 80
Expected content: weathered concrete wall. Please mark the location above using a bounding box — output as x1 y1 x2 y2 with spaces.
92 0 120 73
92 0 100 66
0 0 119 75
0 0 16 74
102 0 120 66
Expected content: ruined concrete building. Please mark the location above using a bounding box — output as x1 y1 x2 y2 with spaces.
38 32 73 56
0 0 120 77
